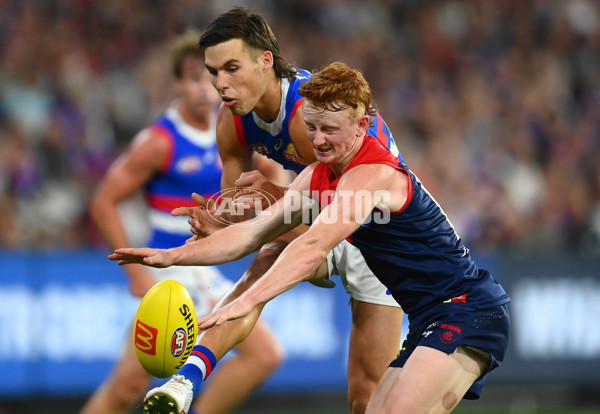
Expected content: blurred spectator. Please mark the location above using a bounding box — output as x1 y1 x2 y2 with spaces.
0 0 599 257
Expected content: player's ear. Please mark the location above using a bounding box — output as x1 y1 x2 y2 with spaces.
260 50 274 72
172 76 183 96
357 115 370 136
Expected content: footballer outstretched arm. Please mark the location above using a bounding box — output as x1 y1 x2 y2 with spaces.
109 163 316 268
196 163 409 328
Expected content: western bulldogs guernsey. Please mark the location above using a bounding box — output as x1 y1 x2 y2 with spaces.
309 137 510 322
234 68 401 173
144 105 222 248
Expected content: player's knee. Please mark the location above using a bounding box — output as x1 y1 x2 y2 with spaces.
348 385 372 414
105 376 149 408
348 369 379 414
441 391 459 411
350 397 369 414
255 336 285 374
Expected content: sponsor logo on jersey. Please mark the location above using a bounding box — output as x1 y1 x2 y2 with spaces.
283 143 309 166
251 144 270 156
426 321 439 330
171 327 187 357
134 319 158 356
175 155 203 174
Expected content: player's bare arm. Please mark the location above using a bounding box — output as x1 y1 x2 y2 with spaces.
172 104 254 239
90 127 169 296
288 102 318 163
197 163 409 328
109 164 316 269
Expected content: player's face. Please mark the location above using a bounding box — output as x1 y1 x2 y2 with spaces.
175 55 220 119
303 101 368 169
204 39 268 116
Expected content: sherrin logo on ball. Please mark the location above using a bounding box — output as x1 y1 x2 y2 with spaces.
133 279 197 378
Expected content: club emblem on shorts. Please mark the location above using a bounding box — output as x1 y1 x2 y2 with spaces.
439 324 462 344
171 327 188 357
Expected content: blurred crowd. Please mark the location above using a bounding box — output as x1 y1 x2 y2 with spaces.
1 0 599 256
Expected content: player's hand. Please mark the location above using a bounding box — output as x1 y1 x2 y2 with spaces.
197 295 256 330
126 265 157 297
171 193 226 241
233 170 286 211
109 247 175 268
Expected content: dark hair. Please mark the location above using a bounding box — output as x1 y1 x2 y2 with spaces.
199 6 296 81
171 29 203 79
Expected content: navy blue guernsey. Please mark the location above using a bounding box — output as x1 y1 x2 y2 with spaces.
233 68 402 173
310 137 509 322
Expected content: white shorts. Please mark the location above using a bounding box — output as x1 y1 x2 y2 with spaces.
148 266 234 318
327 239 400 308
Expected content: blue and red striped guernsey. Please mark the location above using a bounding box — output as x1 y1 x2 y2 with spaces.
233 67 402 174
144 105 222 248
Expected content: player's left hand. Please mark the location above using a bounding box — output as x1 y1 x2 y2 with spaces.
233 170 286 211
109 247 176 268
172 193 226 240
197 295 256 330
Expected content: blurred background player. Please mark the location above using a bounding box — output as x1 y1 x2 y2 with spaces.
143 7 403 414
81 29 284 414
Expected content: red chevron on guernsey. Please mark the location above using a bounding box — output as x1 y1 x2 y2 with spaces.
443 293 468 303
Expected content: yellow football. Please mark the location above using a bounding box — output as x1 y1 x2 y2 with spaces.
132 279 197 378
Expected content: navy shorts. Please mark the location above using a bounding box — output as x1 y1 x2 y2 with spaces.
390 302 510 399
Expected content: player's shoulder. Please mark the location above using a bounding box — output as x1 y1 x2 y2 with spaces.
286 68 312 98
215 104 238 140
214 104 250 159
293 67 312 81
130 123 172 152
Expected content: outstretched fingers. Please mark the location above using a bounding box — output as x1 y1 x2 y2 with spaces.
109 247 169 268
171 206 196 217
197 298 256 331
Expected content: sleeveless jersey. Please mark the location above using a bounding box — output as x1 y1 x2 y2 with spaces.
234 68 402 173
144 105 222 248
309 137 509 321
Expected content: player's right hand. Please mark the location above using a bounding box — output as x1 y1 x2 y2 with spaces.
172 193 227 241
109 247 175 268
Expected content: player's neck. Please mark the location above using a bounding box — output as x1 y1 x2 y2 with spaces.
252 76 282 123
177 103 212 131
329 135 365 177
